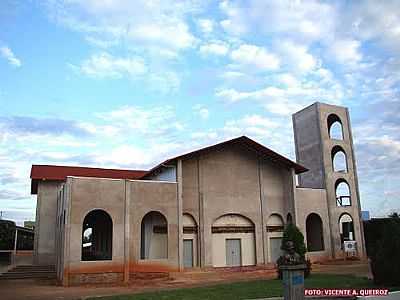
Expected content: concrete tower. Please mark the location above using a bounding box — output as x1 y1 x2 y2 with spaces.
292 102 366 259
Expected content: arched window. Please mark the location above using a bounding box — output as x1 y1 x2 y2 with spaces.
140 211 168 260
332 146 348 173
266 214 284 232
335 179 351 206
306 213 324 252
339 213 355 246
82 209 113 261
183 213 198 234
327 114 343 140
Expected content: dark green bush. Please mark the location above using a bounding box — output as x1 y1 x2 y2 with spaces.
277 223 311 279
367 217 400 286
281 223 307 258
0 220 16 250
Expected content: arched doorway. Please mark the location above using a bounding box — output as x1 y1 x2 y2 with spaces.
183 213 198 268
306 213 324 252
211 214 255 267
339 213 355 247
81 209 113 261
140 211 168 260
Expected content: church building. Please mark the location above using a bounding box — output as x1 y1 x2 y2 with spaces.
30 102 366 286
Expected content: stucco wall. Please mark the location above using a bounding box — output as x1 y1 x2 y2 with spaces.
58 177 179 285
128 180 179 272
295 187 331 262
34 181 63 265
181 144 295 267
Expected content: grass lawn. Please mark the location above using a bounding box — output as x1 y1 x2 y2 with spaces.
89 274 381 300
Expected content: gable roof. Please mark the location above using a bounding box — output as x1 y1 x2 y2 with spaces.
30 165 146 194
30 136 307 194
144 135 307 177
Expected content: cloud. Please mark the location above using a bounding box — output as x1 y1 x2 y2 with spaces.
0 189 26 201
347 0 400 53
46 0 199 51
199 41 229 56
276 40 318 73
328 39 362 65
230 44 280 71
193 104 210 120
0 116 92 137
216 71 345 115
0 46 21 67
219 0 335 42
197 19 214 34
77 52 147 78
95 105 184 140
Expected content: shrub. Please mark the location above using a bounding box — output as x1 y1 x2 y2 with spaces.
0 220 16 250
277 223 311 279
368 217 400 286
281 223 307 258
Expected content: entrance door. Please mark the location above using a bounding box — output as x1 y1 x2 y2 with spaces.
183 239 193 268
226 239 241 266
270 237 282 263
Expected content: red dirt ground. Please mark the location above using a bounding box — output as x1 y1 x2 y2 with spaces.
0 261 369 300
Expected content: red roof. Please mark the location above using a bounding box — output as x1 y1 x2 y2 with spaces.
30 165 147 194
144 135 307 177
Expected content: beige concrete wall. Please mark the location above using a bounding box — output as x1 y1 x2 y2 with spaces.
34 181 63 265
295 187 332 262
59 177 179 285
67 177 126 281
181 144 295 267
127 180 179 272
317 103 365 258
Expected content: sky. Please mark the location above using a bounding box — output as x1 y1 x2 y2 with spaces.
0 0 399 225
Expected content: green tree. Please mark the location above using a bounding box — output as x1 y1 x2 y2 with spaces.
0 220 16 250
277 223 311 278
370 218 400 285
281 223 307 258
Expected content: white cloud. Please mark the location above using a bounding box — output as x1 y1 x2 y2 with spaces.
348 0 400 52
219 0 335 41
276 40 318 73
148 71 181 94
197 19 214 34
216 71 345 115
78 52 147 78
328 39 362 65
193 104 210 120
0 46 21 67
47 0 199 51
230 44 280 71
199 41 229 56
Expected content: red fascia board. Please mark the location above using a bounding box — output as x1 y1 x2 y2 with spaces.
30 165 147 194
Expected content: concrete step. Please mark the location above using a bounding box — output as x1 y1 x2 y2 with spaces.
0 265 56 280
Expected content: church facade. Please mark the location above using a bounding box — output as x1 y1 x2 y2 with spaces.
30 102 366 286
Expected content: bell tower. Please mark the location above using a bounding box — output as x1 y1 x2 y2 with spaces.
292 102 366 259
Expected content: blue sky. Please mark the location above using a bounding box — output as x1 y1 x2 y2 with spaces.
0 0 399 225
